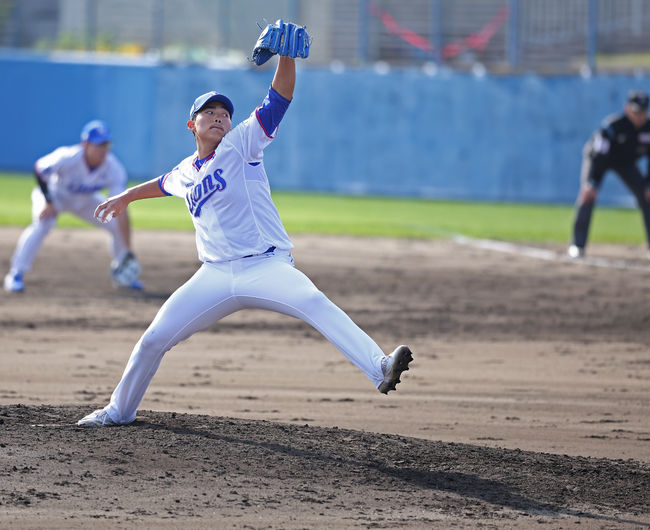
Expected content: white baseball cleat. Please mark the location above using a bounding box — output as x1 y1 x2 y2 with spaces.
378 345 413 394
76 408 119 427
567 245 585 259
3 272 24 292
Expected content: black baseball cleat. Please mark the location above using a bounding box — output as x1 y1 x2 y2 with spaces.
378 345 413 394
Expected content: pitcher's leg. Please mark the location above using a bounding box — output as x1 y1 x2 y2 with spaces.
106 263 241 423
237 254 385 387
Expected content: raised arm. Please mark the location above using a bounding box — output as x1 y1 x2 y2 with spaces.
252 19 308 100
94 177 165 223
271 56 295 101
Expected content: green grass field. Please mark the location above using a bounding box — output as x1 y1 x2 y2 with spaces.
0 172 645 244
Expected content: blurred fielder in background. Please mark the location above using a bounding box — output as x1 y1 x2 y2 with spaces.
3 120 143 292
569 91 650 259
76 20 413 428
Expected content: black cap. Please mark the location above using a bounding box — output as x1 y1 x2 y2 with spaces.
627 91 649 112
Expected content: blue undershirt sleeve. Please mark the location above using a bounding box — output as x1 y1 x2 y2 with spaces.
255 86 291 138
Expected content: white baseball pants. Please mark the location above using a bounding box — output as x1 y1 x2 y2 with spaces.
105 250 386 424
9 188 128 274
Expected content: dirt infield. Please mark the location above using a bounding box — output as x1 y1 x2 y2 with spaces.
1 227 649 528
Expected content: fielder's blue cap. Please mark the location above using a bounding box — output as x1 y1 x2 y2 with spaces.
81 120 112 144
190 92 234 120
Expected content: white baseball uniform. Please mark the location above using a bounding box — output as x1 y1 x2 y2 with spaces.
103 87 386 424
9 144 130 274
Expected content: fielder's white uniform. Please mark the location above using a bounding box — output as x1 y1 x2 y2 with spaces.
103 87 386 424
9 145 130 274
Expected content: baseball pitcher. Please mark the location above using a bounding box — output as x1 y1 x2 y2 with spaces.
77 20 413 427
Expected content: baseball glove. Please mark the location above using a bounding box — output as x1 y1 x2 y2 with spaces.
252 19 311 66
111 251 141 288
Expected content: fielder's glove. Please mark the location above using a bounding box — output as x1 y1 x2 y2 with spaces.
111 251 142 288
251 19 311 66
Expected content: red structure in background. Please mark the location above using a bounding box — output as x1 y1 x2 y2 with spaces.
367 2 510 61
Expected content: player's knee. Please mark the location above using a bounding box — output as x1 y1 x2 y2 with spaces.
33 217 56 233
580 185 599 204
297 288 332 313
137 329 173 359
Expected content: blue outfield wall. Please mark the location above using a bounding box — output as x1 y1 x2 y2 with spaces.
0 52 648 206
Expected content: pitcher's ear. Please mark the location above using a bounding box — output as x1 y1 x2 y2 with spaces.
187 119 195 131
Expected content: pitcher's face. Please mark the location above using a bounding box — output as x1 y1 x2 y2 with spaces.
188 103 232 145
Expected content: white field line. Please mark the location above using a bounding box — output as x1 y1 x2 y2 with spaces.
451 234 650 272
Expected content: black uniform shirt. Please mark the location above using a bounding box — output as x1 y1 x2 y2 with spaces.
586 113 650 167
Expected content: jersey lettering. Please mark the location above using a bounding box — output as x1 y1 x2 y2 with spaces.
185 169 227 217
66 182 105 193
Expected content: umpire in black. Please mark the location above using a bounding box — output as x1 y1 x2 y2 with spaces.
569 90 650 259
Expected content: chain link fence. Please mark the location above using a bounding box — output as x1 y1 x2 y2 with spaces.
1 0 649 73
